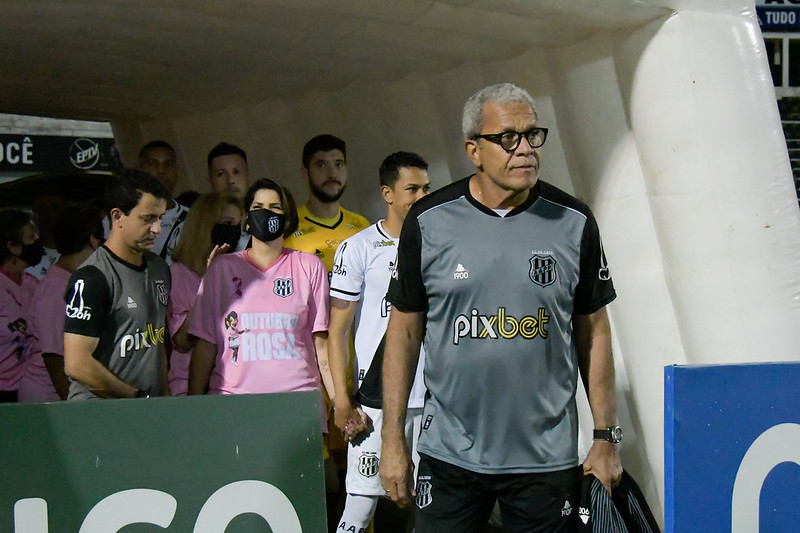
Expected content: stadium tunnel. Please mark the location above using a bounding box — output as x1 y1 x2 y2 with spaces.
3 1 800 526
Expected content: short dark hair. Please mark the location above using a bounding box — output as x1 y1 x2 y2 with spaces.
302 134 346 169
379 151 429 187
207 142 247 171
53 205 105 255
0 209 34 263
104 168 170 215
243 178 299 238
138 140 175 159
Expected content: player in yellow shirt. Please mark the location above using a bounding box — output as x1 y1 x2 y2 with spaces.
289 204 369 273
285 134 369 272
284 134 369 530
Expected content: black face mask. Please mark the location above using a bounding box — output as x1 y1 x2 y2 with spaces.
210 223 242 251
17 239 44 266
247 209 285 243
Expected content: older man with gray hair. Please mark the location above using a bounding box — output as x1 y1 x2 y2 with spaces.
380 82 623 532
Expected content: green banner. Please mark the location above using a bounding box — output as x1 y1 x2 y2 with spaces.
1 392 326 532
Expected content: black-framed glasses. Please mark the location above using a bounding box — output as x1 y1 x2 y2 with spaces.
473 127 548 152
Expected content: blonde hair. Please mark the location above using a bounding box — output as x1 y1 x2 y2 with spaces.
171 192 242 275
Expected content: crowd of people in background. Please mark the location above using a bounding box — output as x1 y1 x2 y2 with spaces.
0 83 626 533
0 130 423 530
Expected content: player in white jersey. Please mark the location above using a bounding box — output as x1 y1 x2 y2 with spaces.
330 152 431 532
139 140 190 262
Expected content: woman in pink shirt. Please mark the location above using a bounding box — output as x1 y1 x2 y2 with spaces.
28 205 104 401
0 210 44 402
188 179 334 431
168 192 243 395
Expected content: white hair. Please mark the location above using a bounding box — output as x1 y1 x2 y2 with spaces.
462 83 538 140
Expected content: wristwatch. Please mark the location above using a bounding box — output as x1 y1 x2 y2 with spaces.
134 389 150 399
593 426 623 444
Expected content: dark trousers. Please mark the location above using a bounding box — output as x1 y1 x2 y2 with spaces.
414 454 581 533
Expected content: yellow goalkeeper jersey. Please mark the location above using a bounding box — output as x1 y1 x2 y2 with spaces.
284 204 370 274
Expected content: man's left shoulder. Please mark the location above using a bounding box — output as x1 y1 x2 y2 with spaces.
143 250 168 266
143 252 171 278
340 207 369 230
535 180 594 218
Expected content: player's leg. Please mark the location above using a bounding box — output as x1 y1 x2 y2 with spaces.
337 405 384 531
337 493 378 533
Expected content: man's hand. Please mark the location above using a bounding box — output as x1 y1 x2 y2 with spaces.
379 437 415 507
583 440 622 494
333 399 370 441
380 308 424 507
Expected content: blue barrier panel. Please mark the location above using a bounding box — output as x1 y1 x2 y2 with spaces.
665 363 800 533
0 392 325 532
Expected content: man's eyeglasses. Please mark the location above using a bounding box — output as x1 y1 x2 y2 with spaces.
473 128 548 153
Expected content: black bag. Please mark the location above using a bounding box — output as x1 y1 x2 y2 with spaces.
577 469 661 533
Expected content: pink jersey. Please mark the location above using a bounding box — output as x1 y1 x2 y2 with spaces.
0 271 39 393
21 264 68 402
167 261 201 396
189 249 330 428
30 264 70 356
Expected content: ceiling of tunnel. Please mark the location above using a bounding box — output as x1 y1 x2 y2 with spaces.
0 0 669 122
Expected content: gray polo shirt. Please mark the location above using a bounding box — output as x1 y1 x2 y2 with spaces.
64 246 170 399
388 176 616 474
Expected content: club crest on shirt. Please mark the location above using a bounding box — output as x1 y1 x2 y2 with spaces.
273 278 293 298
529 254 557 287
358 452 379 477
154 279 168 306
416 476 433 509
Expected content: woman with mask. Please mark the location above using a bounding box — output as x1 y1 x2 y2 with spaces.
168 192 243 395
0 209 44 402
27 204 104 401
188 179 334 431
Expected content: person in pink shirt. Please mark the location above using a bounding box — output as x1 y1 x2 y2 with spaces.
27 205 104 401
168 192 243 395
188 178 335 431
0 210 44 402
